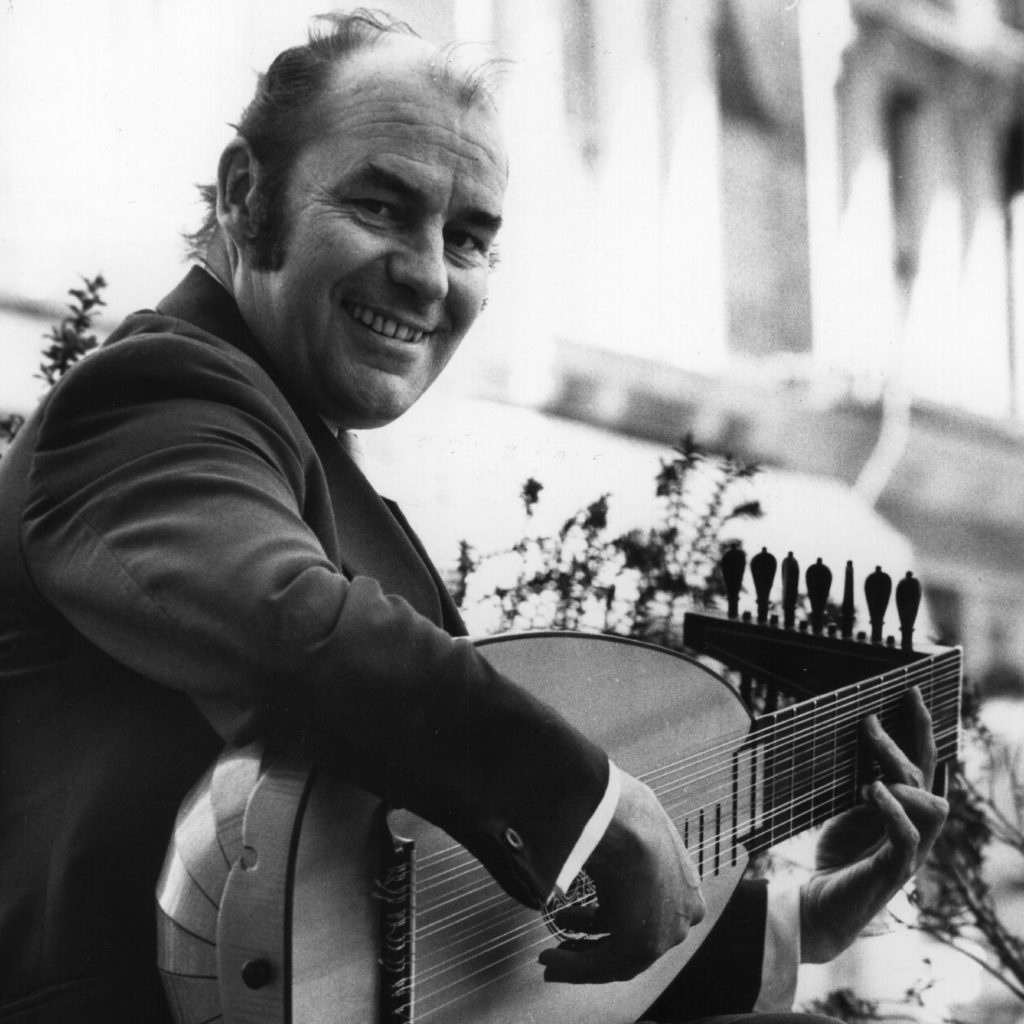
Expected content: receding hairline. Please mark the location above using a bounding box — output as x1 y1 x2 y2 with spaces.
307 36 509 177
320 31 505 114
181 13 509 265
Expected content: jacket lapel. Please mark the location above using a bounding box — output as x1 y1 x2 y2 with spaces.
382 498 468 637
297 409 447 626
156 268 450 628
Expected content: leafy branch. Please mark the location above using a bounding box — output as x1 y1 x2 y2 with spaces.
37 274 106 387
453 436 1024 1021
808 702 1024 1021
904 706 1024 1004
449 435 762 649
0 274 106 449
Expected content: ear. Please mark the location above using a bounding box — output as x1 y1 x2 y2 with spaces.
215 136 259 248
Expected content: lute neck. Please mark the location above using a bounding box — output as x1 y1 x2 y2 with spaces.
647 645 963 878
741 648 962 854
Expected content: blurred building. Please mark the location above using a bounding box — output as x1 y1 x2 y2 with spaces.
450 0 1024 695
3 1 1024 670
3 1 1019 681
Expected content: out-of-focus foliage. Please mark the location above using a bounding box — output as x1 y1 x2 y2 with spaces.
1 273 105 449
907 700 1024 1007
453 440 1024 1021
37 274 105 387
450 434 762 649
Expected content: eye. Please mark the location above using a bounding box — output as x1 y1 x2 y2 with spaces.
353 198 397 219
445 229 481 251
445 228 490 260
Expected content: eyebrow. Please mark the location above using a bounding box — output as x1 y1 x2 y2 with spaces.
350 162 503 234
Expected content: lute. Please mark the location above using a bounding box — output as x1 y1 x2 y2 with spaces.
156 559 962 1024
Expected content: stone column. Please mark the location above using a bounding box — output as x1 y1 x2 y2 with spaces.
653 0 729 371
799 0 858 379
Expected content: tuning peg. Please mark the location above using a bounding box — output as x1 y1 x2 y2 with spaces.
781 552 799 629
720 546 746 619
805 558 832 635
750 548 777 624
864 566 892 644
839 560 855 639
895 571 921 651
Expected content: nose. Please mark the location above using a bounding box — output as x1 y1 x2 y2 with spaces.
388 228 448 302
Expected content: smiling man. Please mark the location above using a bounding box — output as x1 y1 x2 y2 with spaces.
0 10 947 1024
213 40 507 429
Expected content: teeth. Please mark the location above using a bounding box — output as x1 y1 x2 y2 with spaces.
347 304 426 343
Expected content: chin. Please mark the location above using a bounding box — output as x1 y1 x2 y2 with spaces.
337 399 416 431
325 376 428 430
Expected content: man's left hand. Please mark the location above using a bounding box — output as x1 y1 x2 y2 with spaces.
799 687 949 963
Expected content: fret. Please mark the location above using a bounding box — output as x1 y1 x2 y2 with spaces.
733 739 765 845
850 678 868 807
690 798 732 879
730 756 739 868
714 804 722 875
808 695 819 838
784 704 798 847
698 806 706 877
828 684 841 819
764 703 798 849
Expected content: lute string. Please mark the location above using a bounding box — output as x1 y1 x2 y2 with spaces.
413 683 960 959
414 657 960 891
410 663 961 944
407 663 961 995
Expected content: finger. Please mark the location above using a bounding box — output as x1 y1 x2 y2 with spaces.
813 804 885 870
904 687 938 790
551 904 607 935
868 781 919 878
868 781 947 878
863 709 926 790
884 782 949 853
539 939 659 984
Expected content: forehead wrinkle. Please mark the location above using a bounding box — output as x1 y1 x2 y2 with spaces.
318 107 506 213
331 109 505 178
309 55 508 221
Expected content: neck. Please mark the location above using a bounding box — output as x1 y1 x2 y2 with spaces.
200 235 235 295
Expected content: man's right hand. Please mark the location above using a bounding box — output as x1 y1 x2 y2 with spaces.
537 771 705 984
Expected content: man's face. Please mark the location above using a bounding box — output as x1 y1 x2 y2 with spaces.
235 45 507 428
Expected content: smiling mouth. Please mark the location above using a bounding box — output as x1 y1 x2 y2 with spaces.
344 303 432 343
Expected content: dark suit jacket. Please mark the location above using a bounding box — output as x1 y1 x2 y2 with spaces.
0 268 767 1022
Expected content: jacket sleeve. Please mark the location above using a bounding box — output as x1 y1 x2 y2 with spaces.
20 333 608 908
640 879 770 1020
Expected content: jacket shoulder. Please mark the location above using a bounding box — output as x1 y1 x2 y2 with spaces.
39 312 303 445
81 310 281 400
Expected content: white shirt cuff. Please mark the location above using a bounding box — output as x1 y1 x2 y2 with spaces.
552 760 622 897
754 881 802 1012
547 764 800 1013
